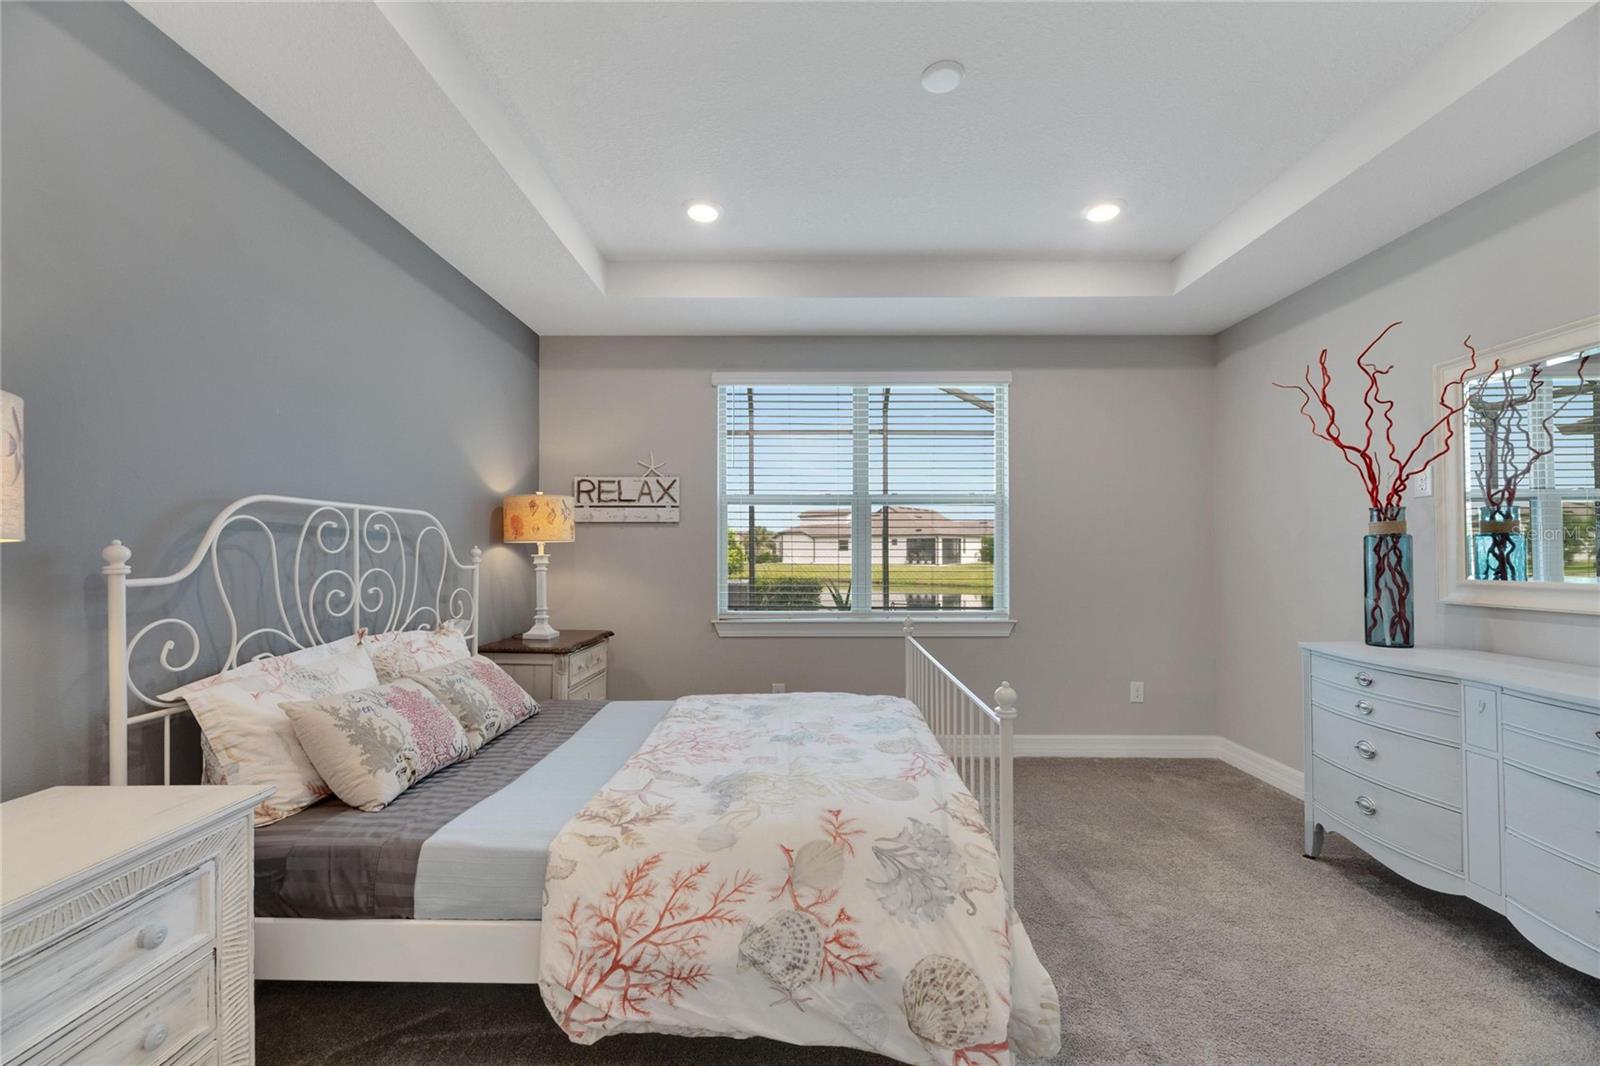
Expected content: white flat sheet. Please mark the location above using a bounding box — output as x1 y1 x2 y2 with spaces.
413 700 672 920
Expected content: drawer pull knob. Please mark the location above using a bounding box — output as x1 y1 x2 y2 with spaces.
142 1024 169 1053
1354 740 1377 760
136 922 168 950
1354 795 1378 816
1355 672 1374 687
1355 699 1374 714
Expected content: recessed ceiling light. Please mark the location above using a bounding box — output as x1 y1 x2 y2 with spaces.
921 60 964 94
1083 202 1123 223
685 201 721 223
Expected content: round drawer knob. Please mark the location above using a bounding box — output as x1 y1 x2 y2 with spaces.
1355 672 1374 688
1354 740 1377 760
136 922 168 950
1355 699 1374 715
1354 795 1378 816
142 1024 169 1053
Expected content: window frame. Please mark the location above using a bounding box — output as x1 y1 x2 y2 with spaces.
713 371 1014 637
1434 316 1600 616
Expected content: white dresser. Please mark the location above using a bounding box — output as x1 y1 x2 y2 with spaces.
1302 643 1600 976
0 786 270 1065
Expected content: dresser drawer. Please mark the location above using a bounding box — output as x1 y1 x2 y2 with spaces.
568 642 607 687
1504 764 1600 868
1314 757 1462 872
3 864 215 1055
1310 655 1458 710
1312 706 1461 807
1502 694 1600 750
29 951 215 1066
1504 832 1600 951
568 672 607 701
1462 685 1499 750
1504 728 1600 792
1311 676 1459 743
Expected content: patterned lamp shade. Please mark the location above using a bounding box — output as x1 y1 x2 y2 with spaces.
1 391 21 543
502 493 574 545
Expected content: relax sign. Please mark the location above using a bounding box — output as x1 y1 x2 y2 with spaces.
572 475 680 523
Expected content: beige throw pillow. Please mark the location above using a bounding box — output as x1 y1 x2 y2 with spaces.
283 678 471 811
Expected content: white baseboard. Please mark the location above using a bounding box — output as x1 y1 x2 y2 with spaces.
1015 733 1304 799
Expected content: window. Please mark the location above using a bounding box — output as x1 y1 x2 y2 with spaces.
716 375 1010 631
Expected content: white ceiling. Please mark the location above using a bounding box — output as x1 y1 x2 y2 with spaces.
133 1 1598 337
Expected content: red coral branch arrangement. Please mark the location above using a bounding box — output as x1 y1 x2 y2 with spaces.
1273 323 1490 645
554 853 758 1038
1272 322 1490 515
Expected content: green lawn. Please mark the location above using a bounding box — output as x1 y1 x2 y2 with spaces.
737 562 995 593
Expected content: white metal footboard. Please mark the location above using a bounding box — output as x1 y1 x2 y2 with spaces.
902 619 1017 891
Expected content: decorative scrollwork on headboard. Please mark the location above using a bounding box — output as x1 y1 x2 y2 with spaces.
105 494 481 785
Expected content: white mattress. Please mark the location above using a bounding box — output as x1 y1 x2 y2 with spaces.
411 699 673 920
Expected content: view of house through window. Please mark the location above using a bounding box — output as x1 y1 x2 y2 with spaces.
718 381 1008 615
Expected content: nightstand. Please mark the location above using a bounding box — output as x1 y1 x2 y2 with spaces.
480 630 613 701
0 785 272 1066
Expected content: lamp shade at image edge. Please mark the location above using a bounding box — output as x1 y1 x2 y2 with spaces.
503 494 574 544
1 391 21 543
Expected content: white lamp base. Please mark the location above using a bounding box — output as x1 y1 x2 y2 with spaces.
523 550 559 641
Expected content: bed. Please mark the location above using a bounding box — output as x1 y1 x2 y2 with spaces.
105 495 1058 1061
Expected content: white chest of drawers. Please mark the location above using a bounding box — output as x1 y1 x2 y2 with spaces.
0 786 270 1065
1302 643 1600 977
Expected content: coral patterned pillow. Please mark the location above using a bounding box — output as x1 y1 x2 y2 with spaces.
360 624 470 683
160 638 378 826
283 678 470 811
412 656 538 753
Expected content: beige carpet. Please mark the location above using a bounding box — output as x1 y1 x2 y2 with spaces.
258 759 1600 1065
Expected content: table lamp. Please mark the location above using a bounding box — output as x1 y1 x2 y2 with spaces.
503 492 575 640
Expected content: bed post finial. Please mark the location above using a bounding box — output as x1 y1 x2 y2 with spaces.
104 540 132 786
994 680 1017 894
902 615 914 637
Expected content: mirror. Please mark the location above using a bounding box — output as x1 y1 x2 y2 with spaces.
1437 319 1600 614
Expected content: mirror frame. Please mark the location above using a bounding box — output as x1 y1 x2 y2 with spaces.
1434 315 1600 616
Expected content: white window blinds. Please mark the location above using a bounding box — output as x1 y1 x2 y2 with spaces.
716 379 1009 617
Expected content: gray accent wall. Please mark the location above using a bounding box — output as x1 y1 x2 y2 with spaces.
538 336 1219 739
1215 135 1600 771
0 3 540 799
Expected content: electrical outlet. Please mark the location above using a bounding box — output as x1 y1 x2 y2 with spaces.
1130 681 1145 704
1412 469 1433 498
772 682 786 693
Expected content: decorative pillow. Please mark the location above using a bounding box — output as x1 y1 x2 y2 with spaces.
412 656 538 753
283 678 470 811
160 637 377 826
360 624 471 683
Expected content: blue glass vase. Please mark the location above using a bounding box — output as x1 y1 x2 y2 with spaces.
1363 507 1413 648
1472 505 1527 582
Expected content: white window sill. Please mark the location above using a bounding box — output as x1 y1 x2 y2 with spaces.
713 616 1016 637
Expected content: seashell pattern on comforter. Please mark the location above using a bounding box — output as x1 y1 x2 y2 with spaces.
537 692 1061 1065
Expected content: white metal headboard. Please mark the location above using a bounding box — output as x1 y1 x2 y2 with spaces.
105 494 481 786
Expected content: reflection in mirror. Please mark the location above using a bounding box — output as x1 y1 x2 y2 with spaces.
1463 346 1597 584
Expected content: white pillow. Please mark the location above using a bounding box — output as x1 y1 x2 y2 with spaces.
360 624 471 682
161 637 379 825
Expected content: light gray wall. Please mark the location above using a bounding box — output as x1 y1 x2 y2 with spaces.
1214 134 1600 770
0 3 540 799
539 336 1218 737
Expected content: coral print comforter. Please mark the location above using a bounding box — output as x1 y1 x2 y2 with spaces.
538 692 1061 1065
